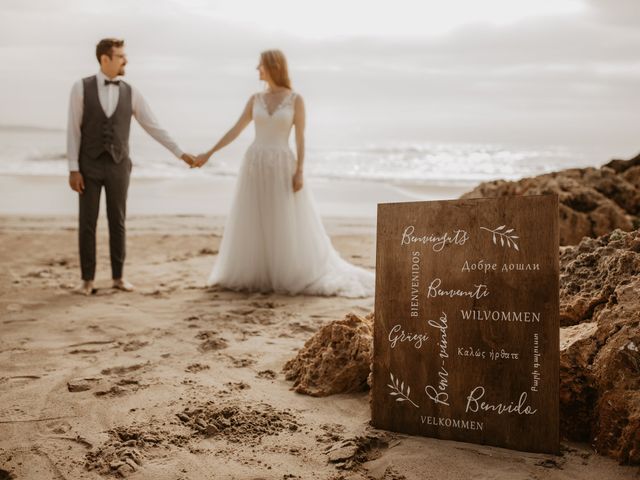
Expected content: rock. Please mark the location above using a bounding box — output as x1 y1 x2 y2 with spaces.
283 312 373 396
604 151 640 174
559 322 599 440
176 412 190 422
327 444 359 463
559 229 640 326
116 463 136 477
108 460 125 470
623 166 640 191
460 154 640 245
559 230 640 465
595 390 640 465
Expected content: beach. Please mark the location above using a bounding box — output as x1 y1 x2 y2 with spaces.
3 0 640 474
0 173 637 479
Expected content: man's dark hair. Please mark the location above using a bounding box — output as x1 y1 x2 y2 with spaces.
96 38 125 63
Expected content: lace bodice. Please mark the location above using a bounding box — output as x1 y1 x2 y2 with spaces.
252 91 296 148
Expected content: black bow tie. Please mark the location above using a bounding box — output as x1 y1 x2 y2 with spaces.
104 79 120 86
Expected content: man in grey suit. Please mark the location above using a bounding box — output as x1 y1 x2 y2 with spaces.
67 38 195 295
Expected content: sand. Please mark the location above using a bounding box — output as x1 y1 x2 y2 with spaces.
0 194 637 478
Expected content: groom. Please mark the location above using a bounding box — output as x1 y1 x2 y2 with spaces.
67 38 195 295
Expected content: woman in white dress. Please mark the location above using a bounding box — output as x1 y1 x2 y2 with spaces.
192 49 374 298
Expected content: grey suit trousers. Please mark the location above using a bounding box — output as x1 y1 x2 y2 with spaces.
78 151 132 281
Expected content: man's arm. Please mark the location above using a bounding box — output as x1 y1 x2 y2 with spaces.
67 80 85 193
66 80 83 172
131 85 192 165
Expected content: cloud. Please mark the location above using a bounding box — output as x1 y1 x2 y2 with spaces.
0 0 638 153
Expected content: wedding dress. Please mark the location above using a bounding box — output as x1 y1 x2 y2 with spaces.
206 90 375 298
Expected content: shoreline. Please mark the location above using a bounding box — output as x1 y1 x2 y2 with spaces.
0 173 470 218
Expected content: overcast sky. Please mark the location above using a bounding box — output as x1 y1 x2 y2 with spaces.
0 0 638 157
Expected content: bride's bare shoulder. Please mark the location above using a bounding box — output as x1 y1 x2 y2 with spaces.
292 91 304 107
246 92 261 107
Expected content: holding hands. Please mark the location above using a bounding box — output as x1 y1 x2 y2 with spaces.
192 152 212 168
180 153 196 167
180 151 212 168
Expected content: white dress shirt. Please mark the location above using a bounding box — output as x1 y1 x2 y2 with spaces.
66 69 184 171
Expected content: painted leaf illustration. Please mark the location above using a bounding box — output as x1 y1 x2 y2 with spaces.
387 372 419 408
481 225 520 251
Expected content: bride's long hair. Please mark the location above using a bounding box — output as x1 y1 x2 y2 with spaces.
260 49 292 90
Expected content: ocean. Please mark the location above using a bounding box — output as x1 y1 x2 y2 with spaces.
0 125 606 188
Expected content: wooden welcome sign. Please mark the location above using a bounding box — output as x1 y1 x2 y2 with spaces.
372 194 559 454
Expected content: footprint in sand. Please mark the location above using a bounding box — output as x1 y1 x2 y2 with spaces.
24 268 55 279
176 401 300 444
225 355 257 368
120 340 149 352
48 257 71 266
68 348 101 354
183 315 201 329
45 420 72 435
228 307 257 316
142 285 177 298
67 377 101 392
2 318 37 325
226 307 287 327
249 300 280 309
196 331 228 352
325 431 397 469
185 363 210 373
289 321 317 334
67 339 115 355
0 375 41 387
100 363 149 376
85 422 185 477
221 381 251 393
94 378 146 397
315 423 346 443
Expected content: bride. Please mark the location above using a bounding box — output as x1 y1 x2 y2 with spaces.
193 49 374 298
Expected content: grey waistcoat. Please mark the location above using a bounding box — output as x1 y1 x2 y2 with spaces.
79 75 132 164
